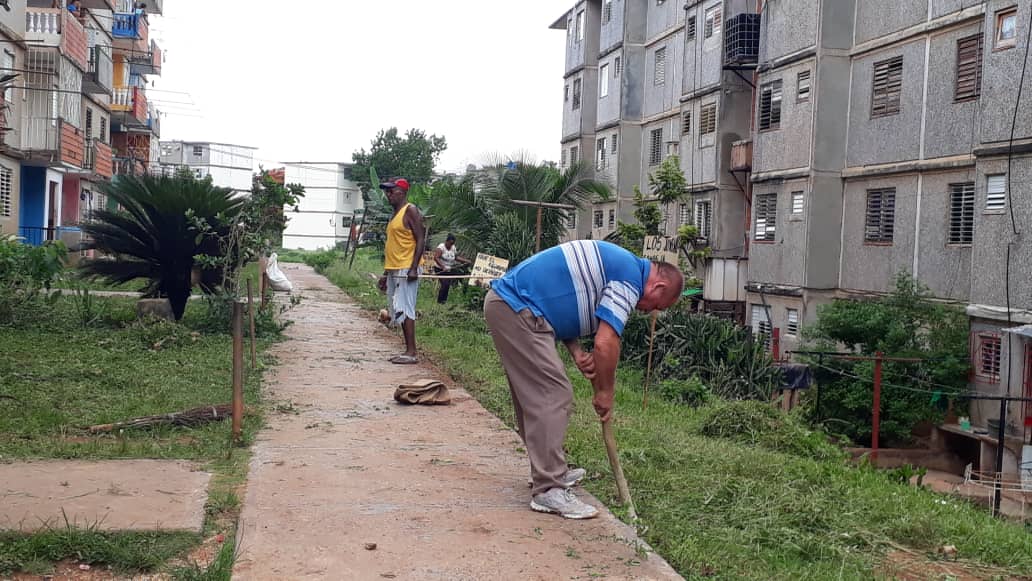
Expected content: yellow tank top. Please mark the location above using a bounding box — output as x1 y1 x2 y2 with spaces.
384 203 417 270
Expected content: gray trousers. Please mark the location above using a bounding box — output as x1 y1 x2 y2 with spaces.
483 290 573 495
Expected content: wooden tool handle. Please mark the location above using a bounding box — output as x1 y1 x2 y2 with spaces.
602 419 638 521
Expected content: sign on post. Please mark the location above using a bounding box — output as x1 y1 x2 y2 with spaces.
469 253 509 287
643 236 680 265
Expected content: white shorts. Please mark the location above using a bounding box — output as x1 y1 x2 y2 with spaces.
386 269 420 325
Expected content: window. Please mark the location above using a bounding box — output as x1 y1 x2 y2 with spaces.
603 0 613 24
608 209 615 228
561 148 567 168
654 46 666 86
649 128 663 165
687 16 697 41
0 164 11 218
996 8 1017 50
700 103 717 136
576 10 585 42
977 333 1002 382
705 5 722 39
759 80 783 131
192 145 204 156
610 133 618 154
786 309 800 336
596 137 608 170
864 188 896 244
599 64 610 98
797 70 811 102
99 117 107 142
955 33 983 102
754 193 777 242
572 78 582 110
614 56 622 78
948 182 975 245
695 200 712 239
570 146 579 164
986 174 1007 211
871 56 903 118
791 191 805 215
85 108 93 141
682 111 692 135
751 305 772 348
679 204 692 225
564 84 569 102
568 211 577 229
594 210 604 228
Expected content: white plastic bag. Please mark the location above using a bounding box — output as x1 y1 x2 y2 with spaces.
266 252 293 292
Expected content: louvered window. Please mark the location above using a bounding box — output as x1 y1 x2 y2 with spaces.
687 16 697 41
955 34 983 102
682 111 692 135
611 133 618 153
705 5 722 38
649 128 663 166
600 64 610 98
977 334 1002 382
791 191 805 215
603 0 613 24
608 209 615 228
615 56 622 77
564 84 569 102
572 78 582 110
571 146 579 164
568 211 577 229
948 182 975 245
864 188 896 244
986 174 1007 211
0 164 11 218
700 103 716 135
561 148 567 168
751 305 772 349
754 193 777 241
596 137 607 170
786 309 800 336
871 56 903 118
654 47 666 86
797 70 811 102
679 203 692 225
759 80 783 131
594 210 604 228
695 200 712 239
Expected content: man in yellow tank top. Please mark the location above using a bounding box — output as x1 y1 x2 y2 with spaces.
376 178 426 364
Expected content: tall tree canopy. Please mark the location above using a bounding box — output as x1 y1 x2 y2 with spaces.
351 128 447 190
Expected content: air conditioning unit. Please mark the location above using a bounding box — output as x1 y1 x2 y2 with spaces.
724 13 761 65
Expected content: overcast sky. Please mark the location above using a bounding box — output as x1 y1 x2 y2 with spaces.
151 1 568 174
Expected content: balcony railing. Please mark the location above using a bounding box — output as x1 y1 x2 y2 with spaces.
129 40 162 76
25 9 89 71
112 86 148 125
86 46 113 95
112 12 148 49
20 117 60 152
83 139 114 178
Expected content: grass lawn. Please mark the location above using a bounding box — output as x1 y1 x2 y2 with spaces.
0 291 274 578
322 250 1032 581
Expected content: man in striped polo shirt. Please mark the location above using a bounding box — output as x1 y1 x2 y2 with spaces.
485 240 684 519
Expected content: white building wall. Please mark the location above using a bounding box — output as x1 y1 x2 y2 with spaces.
281 163 363 251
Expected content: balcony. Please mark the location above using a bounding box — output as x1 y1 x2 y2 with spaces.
112 86 148 127
129 40 162 76
25 8 89 71
731 139 752 172
20 118 87 169
724 13 761 65
84 46 113 96
116 0 162 16
147 106 160 138
83 139 114 179
112 12 149 52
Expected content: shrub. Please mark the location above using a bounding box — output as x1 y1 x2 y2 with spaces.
658 376 712 407
302 249 342 273
0 235 67 326
695 400 845 461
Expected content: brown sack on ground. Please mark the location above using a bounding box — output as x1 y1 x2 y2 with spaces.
394 379 452 405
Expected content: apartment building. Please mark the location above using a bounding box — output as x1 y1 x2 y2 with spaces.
158 141 256 194
109 0 162 177
0 1 27 239
280 162 363 251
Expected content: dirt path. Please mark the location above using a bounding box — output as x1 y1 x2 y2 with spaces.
234 265 682 580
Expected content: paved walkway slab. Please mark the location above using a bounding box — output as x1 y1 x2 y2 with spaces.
0 460 210 532
234 264 682 580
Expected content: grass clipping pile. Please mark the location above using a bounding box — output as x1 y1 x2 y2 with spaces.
696 400 845 462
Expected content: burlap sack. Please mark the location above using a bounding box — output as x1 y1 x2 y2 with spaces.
394 379 452 405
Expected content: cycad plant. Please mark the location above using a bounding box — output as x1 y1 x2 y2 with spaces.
79 174 243 320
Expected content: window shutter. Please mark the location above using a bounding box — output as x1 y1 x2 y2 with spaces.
986 174 1007 210
948 182 975 245
759 80 782 130
695 200 712 238
687 16 697 41
786 309 800 336
614 56 622 78
864 188 896 243
0 165 11 218
654 47 666 86
594 210 604 228
797 70 811 102
871 56 903 117
754 194 777 241
649 128 663 165
682 111 692 135
700 103 716 135
751 305 772 349
955 34 983 102
791 191 805 214
572 79 582 110
603 0 613 24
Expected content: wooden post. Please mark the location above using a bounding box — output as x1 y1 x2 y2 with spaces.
643 311 658 410
535 206 543 253
872 351 883 462
231 300 245 445
602 419 638 520
258 256 268 306
992 397 1007 517
247 278 257 370
772 327 781 362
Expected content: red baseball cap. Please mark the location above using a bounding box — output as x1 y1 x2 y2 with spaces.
379 178 410 192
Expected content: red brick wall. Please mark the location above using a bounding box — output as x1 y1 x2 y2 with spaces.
94 141 113 178
60 120 86 168
132 87 147 123
61 12 89 72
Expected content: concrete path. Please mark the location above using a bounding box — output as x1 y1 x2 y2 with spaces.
234 264 682 581
0 460 210 532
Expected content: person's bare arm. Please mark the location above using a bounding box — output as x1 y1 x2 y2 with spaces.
563 339 596 380
590 321 621 422
404 206 426 280
433 247 446 270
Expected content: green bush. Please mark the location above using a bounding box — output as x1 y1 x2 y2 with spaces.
301 249 342 273
0 235 67 326
695 400 846 462
658 376 712 407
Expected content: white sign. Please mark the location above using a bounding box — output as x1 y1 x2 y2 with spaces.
643 236 680 265
469 253 509 287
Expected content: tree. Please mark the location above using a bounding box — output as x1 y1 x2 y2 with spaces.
79 175 244 320
351 128 448 191
607 187 662 255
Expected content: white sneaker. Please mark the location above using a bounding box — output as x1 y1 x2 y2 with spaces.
526 467 587 489
530 488 599 519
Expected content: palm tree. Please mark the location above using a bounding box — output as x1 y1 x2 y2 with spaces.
79 175 243 320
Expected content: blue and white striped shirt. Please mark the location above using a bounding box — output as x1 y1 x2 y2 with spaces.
491 240 651 340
